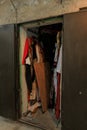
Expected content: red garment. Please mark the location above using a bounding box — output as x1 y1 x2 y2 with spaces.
22 38 32 64
55 73 61 119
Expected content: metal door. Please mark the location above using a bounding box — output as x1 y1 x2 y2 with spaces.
62 11 87 130
0 24 17 120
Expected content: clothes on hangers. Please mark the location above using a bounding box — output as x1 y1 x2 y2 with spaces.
53 32 61 104
22 36 48 113
54 43 59 63
55 73 61 119
56 45 62 74
55 44 62 119
22 37 32 65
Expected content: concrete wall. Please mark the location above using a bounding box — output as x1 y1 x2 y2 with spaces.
0 0 87 25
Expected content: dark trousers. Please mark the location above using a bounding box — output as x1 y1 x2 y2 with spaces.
25 64 32 93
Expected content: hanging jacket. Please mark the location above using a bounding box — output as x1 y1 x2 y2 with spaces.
22 37 32 65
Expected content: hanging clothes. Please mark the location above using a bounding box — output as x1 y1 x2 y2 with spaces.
54 43 59 63
55 45 62 119
22 37 32 65
53 31 61 104
55 73 61 119
22 37 33 93
53 42 59 102
56 45 62 74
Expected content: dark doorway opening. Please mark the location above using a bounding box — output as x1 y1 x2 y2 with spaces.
18 18 63 130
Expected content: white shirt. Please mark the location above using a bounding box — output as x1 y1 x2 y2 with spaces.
25 56 31 65
56 45 62 73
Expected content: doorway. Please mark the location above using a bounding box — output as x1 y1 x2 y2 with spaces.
19 17 63 130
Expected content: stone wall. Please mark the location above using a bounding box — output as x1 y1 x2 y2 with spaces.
0 0 87 25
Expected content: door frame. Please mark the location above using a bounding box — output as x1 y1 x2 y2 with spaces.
17 15 63 129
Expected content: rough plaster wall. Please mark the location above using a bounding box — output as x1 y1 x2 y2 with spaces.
0 0 87 25
19 27 28 114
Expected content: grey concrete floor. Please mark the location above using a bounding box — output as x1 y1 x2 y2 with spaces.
0 116 42 130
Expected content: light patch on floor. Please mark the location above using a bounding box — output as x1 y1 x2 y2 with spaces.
0 116 41 130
